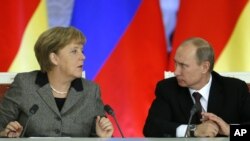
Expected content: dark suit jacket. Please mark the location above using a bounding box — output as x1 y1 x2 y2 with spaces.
143 71 250 137
0 71 105 137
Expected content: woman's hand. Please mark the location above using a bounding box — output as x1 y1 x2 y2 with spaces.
95 116 114 138
202 112 230 136
0 121 23 138
195 120 219 137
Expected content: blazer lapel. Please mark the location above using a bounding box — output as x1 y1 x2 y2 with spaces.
60 88 84 115
34 71 85 116
37 84 61 116
207 77 224 115
178 88 194 120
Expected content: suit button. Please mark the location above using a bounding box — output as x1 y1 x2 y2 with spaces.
55 116 61 121
55 129 60 134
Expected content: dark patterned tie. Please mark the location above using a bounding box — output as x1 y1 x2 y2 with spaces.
192 92 202 122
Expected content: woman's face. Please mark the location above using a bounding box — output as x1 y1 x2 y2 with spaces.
52 41 85 80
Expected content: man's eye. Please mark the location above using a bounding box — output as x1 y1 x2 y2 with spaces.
182 64 188 68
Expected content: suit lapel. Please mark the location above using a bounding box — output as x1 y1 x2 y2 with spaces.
178 88 194 120
34 71 85 116
60 88 84 115
207 78 224 115
37 84 61 116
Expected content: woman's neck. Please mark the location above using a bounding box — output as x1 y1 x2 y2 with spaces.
47 71 71 94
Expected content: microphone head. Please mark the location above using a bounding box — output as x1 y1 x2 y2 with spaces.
29 104 39 115
104 104 114 116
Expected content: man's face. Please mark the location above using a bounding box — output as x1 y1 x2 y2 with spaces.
174 44 206 90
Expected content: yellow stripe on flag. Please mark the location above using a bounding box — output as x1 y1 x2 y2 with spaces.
9 0 48 72
215 1 250 71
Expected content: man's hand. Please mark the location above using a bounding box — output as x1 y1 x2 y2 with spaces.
202 112 230 136
95 116 114 137
0 121 23 138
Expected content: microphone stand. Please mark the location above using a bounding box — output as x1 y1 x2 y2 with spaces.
20 104 39 137
104 105 124 138
112 115 124 138
20 118 31 137
185 104 198 137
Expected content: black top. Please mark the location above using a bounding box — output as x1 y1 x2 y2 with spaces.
55 98 66 111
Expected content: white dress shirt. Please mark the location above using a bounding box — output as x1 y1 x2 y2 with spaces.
176 74 212 137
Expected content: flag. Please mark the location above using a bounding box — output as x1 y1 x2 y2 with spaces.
168 0 249 72
0 0 48 72
71 0 168 137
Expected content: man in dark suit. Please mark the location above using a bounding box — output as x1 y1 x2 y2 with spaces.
143 37 250 137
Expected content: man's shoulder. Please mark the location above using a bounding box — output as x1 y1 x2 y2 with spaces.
212 71 248 90
212 71 246 85
157 77 180 91
158 76 178 84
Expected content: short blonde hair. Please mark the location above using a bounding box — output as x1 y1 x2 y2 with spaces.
34 26 86 72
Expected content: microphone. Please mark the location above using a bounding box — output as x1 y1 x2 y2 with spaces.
20 104 39 137
104 104 124 138
184 104 199 137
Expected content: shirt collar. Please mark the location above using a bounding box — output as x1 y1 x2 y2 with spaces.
189 74 212 102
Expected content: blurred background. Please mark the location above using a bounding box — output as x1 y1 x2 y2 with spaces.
0 0 250 137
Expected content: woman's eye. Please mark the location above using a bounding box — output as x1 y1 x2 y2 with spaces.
72 50 77 54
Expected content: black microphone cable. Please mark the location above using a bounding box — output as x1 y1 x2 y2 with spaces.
20 104 39 137
184 104 199 137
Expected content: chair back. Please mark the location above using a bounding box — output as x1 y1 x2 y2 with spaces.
0 72 17 102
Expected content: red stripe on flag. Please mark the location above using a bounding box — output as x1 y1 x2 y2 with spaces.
95 0 168 137
0 1 40 71
169 0 248 71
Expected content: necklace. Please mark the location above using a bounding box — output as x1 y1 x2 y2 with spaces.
50 85 68 95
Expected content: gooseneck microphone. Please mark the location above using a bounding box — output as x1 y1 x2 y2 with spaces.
104 104 124 138
184 104 199 137
20 104 39 137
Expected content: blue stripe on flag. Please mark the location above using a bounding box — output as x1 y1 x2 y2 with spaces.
71 0 141 79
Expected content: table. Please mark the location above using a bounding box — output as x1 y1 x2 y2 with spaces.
0 137 229 141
